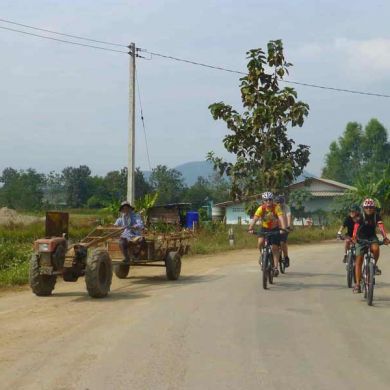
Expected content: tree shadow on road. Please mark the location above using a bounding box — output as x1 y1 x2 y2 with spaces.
129 274 224 286
287 271 344 278
275 281 345 291
52 290 150 302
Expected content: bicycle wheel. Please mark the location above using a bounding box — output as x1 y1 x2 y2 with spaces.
262 251 268 290
362 263 368 299
367 260 375 306
346 252 354 288
268 252 274 284
280 257 286 274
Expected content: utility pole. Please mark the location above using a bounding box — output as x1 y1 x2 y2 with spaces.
127 42 136 204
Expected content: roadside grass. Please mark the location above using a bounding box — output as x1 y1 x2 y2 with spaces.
1 215 388 287
190 223 338 255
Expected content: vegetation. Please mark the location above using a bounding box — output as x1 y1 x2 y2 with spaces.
208 40 310 199
0 210 349 288
0 164 230 212
322 119 390 185
322 118 390 214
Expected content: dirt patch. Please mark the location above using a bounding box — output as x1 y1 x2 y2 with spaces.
0 207 41 225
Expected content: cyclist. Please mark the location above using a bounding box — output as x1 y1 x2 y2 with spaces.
275 195 292 267
351 198 389 293
337 205 361 263
248 192 287 276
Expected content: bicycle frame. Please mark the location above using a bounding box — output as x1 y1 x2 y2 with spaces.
357 239 384 306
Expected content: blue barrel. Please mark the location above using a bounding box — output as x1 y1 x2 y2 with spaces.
185 211 199 228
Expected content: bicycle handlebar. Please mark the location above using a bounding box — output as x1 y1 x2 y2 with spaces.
249 229 287 236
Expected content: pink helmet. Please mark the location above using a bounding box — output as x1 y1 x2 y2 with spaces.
362 198 376 208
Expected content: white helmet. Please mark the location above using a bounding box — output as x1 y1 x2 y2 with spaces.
362 198 376 208
262 191 274 201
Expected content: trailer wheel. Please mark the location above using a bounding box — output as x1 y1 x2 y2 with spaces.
165 251 181 280
63 269 79 282
29 253 57 296
85 250 112 298
114 263 130 279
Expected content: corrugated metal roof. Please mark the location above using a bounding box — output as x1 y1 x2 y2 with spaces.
311 191 345 197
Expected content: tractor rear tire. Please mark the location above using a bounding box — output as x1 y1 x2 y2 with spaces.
165 251 181 281
29 254 57 296
85 250 112 298
114 263 130 279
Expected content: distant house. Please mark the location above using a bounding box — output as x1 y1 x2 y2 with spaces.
214 177 354 225
289 177 355 212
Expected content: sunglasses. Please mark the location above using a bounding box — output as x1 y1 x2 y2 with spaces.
363 206 375 209
264 199 273 202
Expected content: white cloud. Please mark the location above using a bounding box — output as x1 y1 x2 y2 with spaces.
334 38 390 79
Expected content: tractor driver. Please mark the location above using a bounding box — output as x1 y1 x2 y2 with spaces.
115 201 144 264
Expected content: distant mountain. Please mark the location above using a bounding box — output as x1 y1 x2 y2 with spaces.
295 170 317 182
143 162 315 187
174 161 216 186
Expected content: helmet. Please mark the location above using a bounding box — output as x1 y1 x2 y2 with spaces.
275 195 285 204
362 198 376 208
349 204 360 212
262 192 274 201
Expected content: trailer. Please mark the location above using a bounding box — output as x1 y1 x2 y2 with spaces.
30 211 193 298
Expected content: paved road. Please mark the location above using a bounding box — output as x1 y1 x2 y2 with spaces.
1 242 390 390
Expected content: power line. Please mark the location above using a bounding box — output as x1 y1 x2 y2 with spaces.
139 49 245 75
136 71 152 171
0 17 127 48
0 25 128 54
1 18 389 98
139 48 390 98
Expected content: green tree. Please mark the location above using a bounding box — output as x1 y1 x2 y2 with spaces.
0 168 45 210
43 171 65 208
183 176 213 209
62 165 92 208
361 119 390 176
208 40 310 199
322 119 390 184
289 188 313 224
149 165 186 204
135 168 152 200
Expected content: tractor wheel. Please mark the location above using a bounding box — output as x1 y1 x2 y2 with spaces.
29 253 56 296
85 249 112 298
165 251 181 281
114 263 130 279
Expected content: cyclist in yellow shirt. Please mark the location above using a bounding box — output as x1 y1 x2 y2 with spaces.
248 192 286 276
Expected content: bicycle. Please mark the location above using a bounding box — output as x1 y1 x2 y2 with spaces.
339 235 356 288
357 239 384 306
279 248 287 274
257 230 285 289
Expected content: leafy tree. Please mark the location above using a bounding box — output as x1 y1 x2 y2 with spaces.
361 119 390 176
322 119 390 184
0 168 45 210
183 176 213 209
208 40 310 199
62 165 92 208
44 171 66 208
149 165 186 204
289 188 313 224
135 168 152 200
103 168 127 201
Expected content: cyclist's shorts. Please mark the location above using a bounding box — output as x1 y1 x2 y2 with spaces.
355 236 379 256
257 228 281 246
280 232 289 243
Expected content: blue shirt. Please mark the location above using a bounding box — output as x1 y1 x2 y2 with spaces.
114 212 144 240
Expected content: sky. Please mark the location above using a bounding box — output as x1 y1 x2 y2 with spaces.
1 0 390 177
